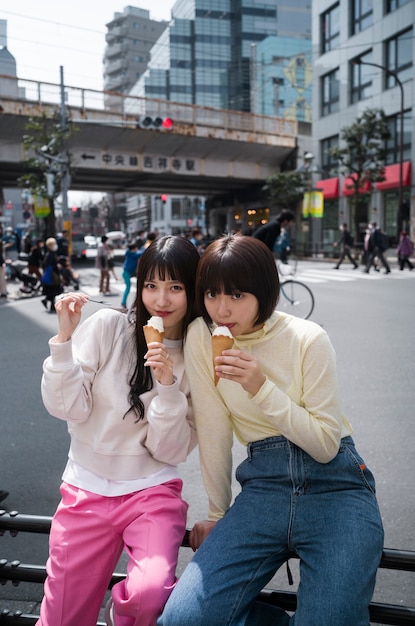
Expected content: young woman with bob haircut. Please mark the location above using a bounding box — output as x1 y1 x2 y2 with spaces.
157 234 384 626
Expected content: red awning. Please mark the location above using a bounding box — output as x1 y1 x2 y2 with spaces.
342 174 372 196
376 161 411 191
315 177 339 199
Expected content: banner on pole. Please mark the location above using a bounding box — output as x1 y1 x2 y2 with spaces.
34 196 50 218
302 191 324 218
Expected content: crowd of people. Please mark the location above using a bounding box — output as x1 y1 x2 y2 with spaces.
1 219 414 312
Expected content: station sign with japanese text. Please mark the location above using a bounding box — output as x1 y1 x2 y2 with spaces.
74 151 200 175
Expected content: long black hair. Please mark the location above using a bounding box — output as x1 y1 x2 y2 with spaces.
127 235 200 420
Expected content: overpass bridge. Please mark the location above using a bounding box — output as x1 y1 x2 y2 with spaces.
0 74 298 198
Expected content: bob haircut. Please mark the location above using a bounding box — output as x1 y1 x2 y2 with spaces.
196 235 280 326
134 235 200 339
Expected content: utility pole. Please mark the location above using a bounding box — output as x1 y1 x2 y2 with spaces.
59 66 70 223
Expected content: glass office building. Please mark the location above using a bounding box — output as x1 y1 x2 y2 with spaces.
129 0 311 112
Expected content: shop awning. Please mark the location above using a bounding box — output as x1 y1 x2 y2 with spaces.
315 177 339 199
342 174 371 196
375 161 411 191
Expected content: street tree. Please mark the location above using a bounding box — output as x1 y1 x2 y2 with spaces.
262 170 304 213
18 112 74 238
329 108 390 234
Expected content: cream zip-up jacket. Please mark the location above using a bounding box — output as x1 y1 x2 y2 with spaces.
42 308 197 481
184 311 353 521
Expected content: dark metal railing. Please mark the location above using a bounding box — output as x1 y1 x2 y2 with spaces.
1 511 414 626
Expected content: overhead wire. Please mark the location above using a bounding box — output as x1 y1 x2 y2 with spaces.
1 8 413 88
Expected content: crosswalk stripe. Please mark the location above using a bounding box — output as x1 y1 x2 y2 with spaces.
289 265 415 284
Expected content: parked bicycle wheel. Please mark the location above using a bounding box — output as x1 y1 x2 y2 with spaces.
279 279 315 319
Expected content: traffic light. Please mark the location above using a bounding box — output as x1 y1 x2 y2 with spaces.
136 116 173 130
160 194 168 204
71 206 82 218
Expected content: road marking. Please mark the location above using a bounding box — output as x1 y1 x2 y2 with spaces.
293 265 415 284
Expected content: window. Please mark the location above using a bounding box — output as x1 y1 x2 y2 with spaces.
350 51 373 103
321 3 340 53
385 29 412 86
386 0 411 12
321 135 339 176
321 69 339 116
385 110 412 165
351 0 373 35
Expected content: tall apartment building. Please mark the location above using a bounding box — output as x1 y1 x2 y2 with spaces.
129 0 311 112
103 6 168 105
311 0 414 248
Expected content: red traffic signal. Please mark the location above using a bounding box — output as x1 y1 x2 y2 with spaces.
160 194 168 203
136 116 173 130
161 117 173 129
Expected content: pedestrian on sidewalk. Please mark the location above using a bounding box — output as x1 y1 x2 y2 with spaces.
37 236 200 626
396 231 414 271
120 242 144 309
333 223 358 269
96 235 111 295
253 209 294 252
41 238 63 313
364 222 391 274
28 239 45 284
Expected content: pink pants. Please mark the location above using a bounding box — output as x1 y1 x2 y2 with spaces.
36 479 188 626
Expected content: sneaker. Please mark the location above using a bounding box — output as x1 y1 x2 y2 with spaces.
105 599 115 626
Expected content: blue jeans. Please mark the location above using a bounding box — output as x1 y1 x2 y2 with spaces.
157 436 384 626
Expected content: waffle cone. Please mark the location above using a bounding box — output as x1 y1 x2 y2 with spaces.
212 334 234 385
143 326 165 345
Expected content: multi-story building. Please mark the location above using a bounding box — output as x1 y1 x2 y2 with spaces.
123 1 312 237
312 0 414 249
103 6 168 106
129 0 311 112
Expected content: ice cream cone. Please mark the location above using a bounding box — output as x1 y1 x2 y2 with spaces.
212 333 234 385
143 326 164 345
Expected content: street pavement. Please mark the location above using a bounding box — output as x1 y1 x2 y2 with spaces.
1 255 415 623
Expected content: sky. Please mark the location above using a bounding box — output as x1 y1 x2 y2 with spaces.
1 0 175 91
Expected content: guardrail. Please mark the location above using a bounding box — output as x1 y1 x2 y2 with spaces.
1 511 414 625
0 73 297 138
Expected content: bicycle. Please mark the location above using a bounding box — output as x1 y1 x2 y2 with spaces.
276 257 315 320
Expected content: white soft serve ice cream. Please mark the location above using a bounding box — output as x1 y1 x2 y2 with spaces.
212 325 233 338
146 316 164 332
